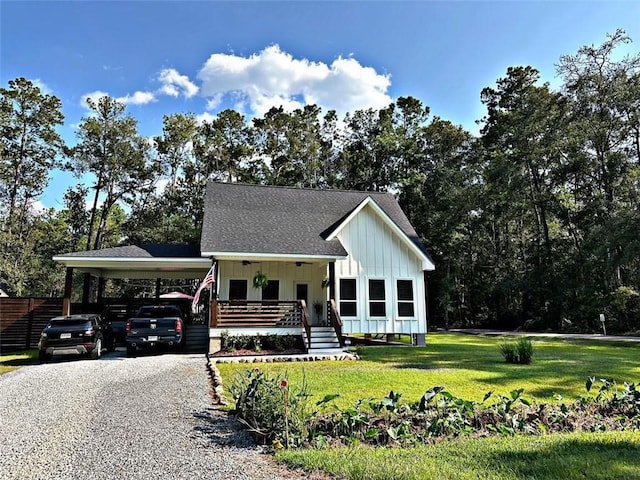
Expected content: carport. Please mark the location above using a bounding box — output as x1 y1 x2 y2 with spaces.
52 244 214 351
53 244 212 314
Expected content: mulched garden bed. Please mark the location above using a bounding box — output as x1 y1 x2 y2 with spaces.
210 348 306 357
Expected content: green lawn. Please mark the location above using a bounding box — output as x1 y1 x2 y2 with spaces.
0 349 38 375
218 333 639 480
216 333 640 406
277 431 640 480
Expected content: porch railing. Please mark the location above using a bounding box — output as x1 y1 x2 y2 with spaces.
329 299 344 346
211 300 302 329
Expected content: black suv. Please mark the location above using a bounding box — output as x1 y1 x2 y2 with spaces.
38 314 114 362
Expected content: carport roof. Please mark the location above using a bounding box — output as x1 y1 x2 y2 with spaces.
53 244 211 279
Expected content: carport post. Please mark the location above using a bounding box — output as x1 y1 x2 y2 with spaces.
62 267 73 315
97 277 105 312
155 278 161 299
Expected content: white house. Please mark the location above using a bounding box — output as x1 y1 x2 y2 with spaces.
53 182 435 353
201 183 434 351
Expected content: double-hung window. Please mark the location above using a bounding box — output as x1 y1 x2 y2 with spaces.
339 279 357 317
396 280 415 317
368 279 386 317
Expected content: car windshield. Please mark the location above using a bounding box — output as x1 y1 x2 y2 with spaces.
48 319 92 329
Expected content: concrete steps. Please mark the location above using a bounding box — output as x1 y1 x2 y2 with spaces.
305 325 342 353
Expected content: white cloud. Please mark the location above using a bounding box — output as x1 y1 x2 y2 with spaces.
195 112 216 124
29 200 47 215
196 44 392 116
32 79 53 95
206 93 224 111
158 68 199 98
116 91 156 105
80 90 110 108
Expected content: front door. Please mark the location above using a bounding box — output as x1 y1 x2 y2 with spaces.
296 283 317 325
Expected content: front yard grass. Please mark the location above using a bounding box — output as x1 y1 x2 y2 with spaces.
0 349 38 375
215 333 640 406
217 333 640 480
277 431 640 480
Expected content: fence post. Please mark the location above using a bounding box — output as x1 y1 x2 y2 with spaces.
25 298 34 349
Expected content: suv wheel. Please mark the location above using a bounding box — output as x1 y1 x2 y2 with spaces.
38 350 50 363
90 338 102 359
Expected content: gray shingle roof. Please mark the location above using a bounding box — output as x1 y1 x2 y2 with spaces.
56 244 201 259
200 182 430 258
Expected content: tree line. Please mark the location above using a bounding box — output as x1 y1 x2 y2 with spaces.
1 30 639 333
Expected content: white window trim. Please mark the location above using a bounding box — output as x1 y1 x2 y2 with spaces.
366 277 388 319
337 277 358 318
395 277 417 319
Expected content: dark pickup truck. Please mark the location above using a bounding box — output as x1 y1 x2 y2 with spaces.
125 305 185 356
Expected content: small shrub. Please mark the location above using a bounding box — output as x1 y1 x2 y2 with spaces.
229 369 311 446
220 330 236 352
499 337 534 364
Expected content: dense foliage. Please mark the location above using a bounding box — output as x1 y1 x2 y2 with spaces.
228 369 640 449
1 30 639 332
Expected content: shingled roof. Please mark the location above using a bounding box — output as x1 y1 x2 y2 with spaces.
200 182 430 260
54 244 201 259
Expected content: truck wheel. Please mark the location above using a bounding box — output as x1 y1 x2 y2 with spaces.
90 339 102 359
126 345 136 357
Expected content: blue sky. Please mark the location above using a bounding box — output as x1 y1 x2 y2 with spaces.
2 1 639 209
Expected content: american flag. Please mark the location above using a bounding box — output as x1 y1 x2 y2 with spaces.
192 264 216 308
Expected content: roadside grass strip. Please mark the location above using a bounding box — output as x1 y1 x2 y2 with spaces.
0 349 38 375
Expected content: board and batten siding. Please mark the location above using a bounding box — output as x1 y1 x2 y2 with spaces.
335 203 427 335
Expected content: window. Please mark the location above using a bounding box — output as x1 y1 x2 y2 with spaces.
339 279 357 317
229 280 247 301
397 280 415 317
262 280 279 301
368 279 386 317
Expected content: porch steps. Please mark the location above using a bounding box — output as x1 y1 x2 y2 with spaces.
305 326 343 354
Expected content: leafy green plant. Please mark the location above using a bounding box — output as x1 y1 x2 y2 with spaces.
253 271 269 289
499 337 534 364
228 369 311 446
220 330 235 352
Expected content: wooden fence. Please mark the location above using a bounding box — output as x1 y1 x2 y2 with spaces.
0 298 65 351
0 297 204 352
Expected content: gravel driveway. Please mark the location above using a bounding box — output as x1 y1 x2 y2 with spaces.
0 351 301 480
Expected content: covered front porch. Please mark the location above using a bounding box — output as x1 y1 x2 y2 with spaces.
207 257 344 353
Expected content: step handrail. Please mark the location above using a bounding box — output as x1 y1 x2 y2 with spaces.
300 300 312 349
329 299 343 346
